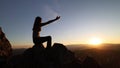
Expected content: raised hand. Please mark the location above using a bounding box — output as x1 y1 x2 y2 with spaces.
55 16 60 20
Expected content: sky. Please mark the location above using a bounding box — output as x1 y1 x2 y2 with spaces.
0 0 120 48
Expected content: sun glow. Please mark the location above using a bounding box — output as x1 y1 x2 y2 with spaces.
89 37 102 45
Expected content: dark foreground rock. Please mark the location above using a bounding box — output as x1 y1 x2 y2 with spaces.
0 27 12 68
0 27 12 57
8 43 81 68
7 43 101 68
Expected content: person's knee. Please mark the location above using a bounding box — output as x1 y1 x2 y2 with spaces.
47 36 52 40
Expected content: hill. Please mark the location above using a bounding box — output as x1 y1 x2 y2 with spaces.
67 44 120 68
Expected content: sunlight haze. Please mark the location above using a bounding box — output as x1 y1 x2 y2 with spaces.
89 37 102 46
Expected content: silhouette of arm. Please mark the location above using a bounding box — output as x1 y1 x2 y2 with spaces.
41 16 60 27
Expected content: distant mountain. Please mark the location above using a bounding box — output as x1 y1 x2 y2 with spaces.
72 47 120 68
66 44 91 50
100 43 120 50
66 43 120 50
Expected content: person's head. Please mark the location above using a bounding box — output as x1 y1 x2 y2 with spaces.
34 16 42 23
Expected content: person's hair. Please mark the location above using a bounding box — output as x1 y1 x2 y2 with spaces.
33 16 42 31
34 16 41 23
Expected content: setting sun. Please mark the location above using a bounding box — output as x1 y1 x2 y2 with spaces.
89 37 102 45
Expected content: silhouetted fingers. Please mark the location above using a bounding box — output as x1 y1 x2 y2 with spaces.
56 16 60 20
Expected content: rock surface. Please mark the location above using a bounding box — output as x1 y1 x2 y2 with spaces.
0 27 12 58
0 27 12 68
9 43 81 68
8 43 101 68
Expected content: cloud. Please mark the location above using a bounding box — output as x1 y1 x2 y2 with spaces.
42 5 59 19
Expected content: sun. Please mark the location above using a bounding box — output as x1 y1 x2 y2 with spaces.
89 37 102 45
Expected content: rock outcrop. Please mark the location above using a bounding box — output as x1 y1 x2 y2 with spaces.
7 43 101 68
8 43 81 68
0 27 12 68
0 27 12 58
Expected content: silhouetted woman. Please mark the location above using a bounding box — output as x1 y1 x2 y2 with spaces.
32 16 60 49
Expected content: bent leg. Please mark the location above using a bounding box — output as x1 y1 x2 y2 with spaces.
46 36 51 49
33 36 52 48
39 36 52 48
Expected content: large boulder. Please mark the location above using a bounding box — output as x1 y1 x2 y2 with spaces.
0 27 12 58
8 43 102 68
50 43 81 68
0 27 12 68
8 43 81 68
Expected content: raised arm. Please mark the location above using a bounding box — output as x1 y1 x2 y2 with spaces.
41 16 60 26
